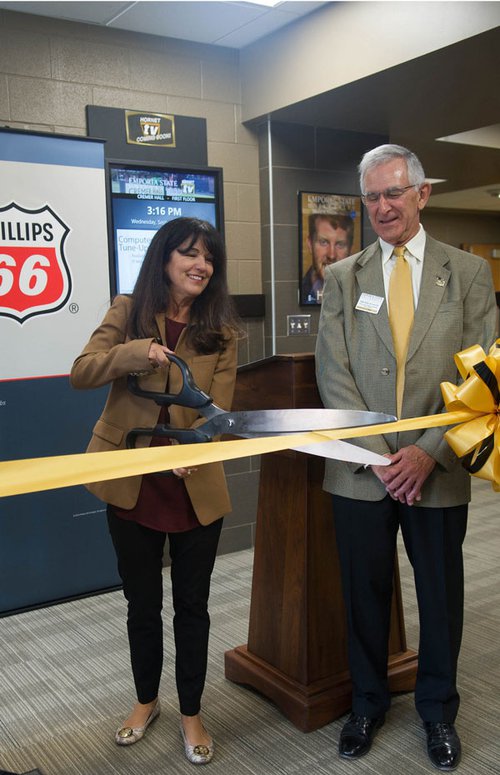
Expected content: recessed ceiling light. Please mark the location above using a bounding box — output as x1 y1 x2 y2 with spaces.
426 178 447 184
436 124 500 150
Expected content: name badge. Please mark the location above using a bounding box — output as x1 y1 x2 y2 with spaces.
355 293 384 314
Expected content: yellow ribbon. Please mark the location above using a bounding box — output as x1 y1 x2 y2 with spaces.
1 341 499 498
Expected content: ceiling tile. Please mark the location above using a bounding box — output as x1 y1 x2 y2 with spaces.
0 1 132 25
0 0 330 47
216 6 306 46
102 2 269 44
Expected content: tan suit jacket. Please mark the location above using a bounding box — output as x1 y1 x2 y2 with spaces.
315 234 497 507
70 294 237 524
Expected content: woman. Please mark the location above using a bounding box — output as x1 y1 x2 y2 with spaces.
71 217 240 765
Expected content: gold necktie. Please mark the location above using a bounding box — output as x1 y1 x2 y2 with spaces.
388 246 414 417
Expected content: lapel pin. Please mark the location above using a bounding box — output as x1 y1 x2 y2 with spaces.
435 277 446 287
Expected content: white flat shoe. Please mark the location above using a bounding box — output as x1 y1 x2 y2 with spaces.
115 700 160 745
180 722 214 765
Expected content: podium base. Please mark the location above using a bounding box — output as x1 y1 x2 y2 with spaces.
225 644 418 732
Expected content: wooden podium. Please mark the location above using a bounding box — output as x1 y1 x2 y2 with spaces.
224 354 418 732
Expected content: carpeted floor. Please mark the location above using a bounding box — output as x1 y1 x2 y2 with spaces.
0 478 498 775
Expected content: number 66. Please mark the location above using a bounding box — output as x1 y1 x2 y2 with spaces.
0 253 50 296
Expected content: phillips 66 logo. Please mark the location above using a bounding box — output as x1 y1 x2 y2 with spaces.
0 202 72 323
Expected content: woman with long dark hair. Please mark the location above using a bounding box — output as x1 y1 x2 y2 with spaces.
71 218 240 765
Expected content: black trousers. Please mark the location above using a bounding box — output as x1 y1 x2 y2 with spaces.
107 507 223 716
332 494 467 723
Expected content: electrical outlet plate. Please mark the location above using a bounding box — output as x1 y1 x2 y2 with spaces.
287 314 311 336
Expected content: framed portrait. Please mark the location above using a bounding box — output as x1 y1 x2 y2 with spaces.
299 191 362 305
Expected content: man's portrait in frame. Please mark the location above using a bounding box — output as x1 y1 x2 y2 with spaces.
299 191 362 305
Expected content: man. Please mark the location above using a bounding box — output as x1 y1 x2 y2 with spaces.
302 213 354 303
316 144 496 771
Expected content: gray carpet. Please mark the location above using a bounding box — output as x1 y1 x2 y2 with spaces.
0 478 499 775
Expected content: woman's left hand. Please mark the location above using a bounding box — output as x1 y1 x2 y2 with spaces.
173 467 198 479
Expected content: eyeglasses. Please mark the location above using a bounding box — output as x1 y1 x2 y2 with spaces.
361 185 417 204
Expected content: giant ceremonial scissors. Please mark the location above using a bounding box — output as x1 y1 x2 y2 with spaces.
126 353 394 466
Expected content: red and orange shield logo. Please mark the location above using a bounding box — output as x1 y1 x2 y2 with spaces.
0 202 72 323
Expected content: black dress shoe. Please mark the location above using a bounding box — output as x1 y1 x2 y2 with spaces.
339 712 385 759
424 722 461 771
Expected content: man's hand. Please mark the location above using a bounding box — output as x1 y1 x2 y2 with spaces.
372 445 435 506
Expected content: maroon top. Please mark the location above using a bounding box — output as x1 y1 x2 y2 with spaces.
114 318 199 533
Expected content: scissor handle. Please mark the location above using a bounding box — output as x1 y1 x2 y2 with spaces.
126 424 210 449
127 352 214 409
125 423 208 474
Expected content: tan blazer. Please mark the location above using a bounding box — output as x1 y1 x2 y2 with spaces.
70 294 238 524
315 235 497 507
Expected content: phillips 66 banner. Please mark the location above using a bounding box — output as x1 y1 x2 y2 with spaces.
0 129 120 614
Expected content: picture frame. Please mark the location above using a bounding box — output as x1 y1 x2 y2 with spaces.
299 191 362 305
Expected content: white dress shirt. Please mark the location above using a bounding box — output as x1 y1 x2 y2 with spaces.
380 224 426 312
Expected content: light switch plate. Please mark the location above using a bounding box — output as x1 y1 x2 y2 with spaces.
287 314 311 335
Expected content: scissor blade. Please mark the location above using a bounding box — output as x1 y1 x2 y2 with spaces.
203 408 396 436
292 439 390 466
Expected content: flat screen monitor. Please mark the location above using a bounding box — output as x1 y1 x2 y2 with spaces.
106 160 223 295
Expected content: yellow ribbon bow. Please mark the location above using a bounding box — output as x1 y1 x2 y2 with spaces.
441 340 500 491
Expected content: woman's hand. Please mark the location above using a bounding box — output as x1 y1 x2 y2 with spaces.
148 342 173 369
173 467 198 479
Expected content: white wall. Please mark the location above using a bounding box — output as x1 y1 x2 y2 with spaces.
241 1 500 121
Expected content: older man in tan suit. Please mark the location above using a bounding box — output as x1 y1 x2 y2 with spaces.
316 144 496 772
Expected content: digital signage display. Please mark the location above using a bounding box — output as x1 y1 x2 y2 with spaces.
107 160 223 294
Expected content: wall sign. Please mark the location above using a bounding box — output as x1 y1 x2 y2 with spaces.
0 128 120 615
0 202 71 323
125 110 176 148
87 105 207 165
